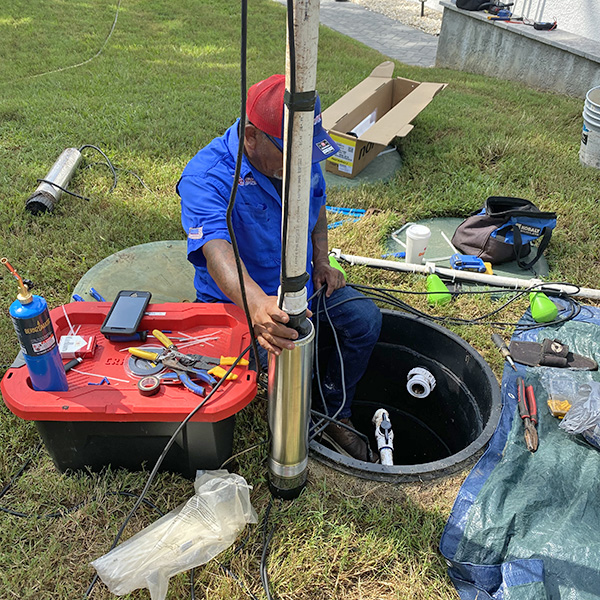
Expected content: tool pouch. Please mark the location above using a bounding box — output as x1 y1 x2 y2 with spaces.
451 196 557 269
455 0 512 11
510 339 599 370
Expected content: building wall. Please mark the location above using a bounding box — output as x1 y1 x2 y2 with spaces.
423 0 600 44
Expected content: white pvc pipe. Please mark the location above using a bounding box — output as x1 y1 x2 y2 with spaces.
281 0 320 295
268 0 321 500
331 249 600 300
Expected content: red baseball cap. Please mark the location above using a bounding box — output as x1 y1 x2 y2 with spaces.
246 74 339 163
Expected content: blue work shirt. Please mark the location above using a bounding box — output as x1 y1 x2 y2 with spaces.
177 119 327 303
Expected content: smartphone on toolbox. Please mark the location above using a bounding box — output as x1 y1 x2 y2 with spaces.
100 290 152 337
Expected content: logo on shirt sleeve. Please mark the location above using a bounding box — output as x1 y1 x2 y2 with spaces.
188 226 203 240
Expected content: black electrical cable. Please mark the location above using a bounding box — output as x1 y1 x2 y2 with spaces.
260 498 278 600
219 440 269 470
312 287 327 422
36 179 92 202
225 0 263 375
83 344 251 599
35 144 145 206
0 442 42 503
335 281 583 331
278 0 298 301
361 283 581 330
79 144 118 191
0 442 206 595
83 161 154 194
310 410 370 445
190 567 197 600
309 287 349 441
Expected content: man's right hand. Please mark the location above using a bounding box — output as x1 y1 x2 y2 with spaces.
249 295 298 355
203 239 302 355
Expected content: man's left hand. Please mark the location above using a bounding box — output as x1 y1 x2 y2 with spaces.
313 262 346 298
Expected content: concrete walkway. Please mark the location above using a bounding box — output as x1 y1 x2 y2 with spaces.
274 0 439 68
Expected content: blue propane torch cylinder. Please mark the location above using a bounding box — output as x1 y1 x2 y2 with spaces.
2 258 68 391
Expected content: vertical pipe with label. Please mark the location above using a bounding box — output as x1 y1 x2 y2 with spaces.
2 259 68 391
267 0 320 499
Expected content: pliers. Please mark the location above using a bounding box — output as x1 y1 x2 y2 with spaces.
146 330 249 379
517 376 539 452
186 354 249 381
128 330 249 395
128 331 217 396
158 355 216 396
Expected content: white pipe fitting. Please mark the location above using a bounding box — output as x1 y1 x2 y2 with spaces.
407 367 436 398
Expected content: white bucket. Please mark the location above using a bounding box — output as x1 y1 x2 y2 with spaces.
405 224 431 264
580 85 600 169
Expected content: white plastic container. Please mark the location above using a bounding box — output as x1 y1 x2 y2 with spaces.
405 224 431 264
580 86 600 169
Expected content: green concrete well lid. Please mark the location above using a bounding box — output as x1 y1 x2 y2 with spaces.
72 240 196 303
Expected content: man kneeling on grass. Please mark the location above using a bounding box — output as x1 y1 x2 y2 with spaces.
177 74 382 461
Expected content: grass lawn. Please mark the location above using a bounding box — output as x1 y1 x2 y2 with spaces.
1 0 599 598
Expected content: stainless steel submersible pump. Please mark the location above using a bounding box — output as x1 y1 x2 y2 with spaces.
266 0 321 499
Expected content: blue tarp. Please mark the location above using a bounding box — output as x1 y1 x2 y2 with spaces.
440 300 600 600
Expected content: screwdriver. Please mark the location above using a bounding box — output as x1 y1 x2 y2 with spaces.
491 333 517 371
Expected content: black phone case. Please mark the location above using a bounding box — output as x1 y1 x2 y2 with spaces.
100 291 152 336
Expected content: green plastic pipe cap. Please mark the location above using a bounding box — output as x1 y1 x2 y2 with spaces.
426 274 451 306
529 292 558 323
328 255 347 279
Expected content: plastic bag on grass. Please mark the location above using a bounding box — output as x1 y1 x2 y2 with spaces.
559 381 600 450
91 470 257 600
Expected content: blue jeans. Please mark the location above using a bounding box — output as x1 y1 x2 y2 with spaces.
312 285 382 419
254 286 382 420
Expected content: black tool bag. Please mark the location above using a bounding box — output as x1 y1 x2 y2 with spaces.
456 0 512 11
451 197 557 269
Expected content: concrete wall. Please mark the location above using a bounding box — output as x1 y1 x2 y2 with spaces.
423 0 600 44
436 1 600 98
521 0 600 43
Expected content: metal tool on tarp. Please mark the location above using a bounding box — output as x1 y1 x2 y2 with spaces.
517 376 539 452
491 333 517 371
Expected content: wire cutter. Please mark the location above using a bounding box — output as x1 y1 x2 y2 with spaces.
186 354 249 381
517 376 539 452
128 331 217 396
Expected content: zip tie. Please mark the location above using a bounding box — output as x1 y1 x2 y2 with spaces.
440 230 458 254
176 337 218 349
62 305 76 336
71 368 130 383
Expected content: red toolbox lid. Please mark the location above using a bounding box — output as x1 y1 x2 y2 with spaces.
1 302 257 423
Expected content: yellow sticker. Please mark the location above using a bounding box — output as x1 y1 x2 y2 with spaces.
328 133 356 167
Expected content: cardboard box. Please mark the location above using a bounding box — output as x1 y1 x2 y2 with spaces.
322 61 447 178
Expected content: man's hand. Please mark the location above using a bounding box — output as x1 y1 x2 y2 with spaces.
203 239 307 355
311 205 345 297
249 295 300 355
312 262 346 298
